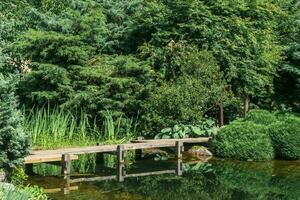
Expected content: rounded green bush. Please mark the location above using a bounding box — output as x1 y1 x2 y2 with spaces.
245 109 278 126
269 116 300 160
211 121 274 161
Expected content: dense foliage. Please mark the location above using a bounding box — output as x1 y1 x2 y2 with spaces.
0 75 30 172
0 0 300 143
212 110 300 161
244 109 278 125
211 121 274 161
269 115 300 160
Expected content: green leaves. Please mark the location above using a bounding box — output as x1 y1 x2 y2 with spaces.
155 120 218 139
269 115 300 160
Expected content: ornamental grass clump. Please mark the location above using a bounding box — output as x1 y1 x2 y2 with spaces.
211 121 274 161
269 116 300 160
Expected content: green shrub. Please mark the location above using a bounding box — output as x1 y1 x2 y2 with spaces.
211 121 274 161
155 120 218 139
245 109 278 125
0 75 30 173
0 184 48 200
269 116 300 160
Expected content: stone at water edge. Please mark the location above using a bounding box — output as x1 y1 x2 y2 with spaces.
0 170 6 182
188 146 213 158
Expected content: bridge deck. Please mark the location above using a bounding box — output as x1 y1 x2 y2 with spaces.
25 137 210 164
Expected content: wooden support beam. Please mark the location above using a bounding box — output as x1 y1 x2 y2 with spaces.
176 159 183 176
63 175 71 195
117 145 125 164
131 138 210 144
117 163 125 182
135 137 144 159
175 141 184 159
62 154 71 176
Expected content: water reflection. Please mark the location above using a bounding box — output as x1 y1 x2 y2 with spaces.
28 159 300 200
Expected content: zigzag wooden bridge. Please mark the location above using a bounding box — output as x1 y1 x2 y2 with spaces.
25 137 210 177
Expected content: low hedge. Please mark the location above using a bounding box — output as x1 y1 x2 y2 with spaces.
245 109 278 126
269 116 300 160
211 121 274 161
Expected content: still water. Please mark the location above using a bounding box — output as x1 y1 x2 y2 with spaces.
28 156 300 200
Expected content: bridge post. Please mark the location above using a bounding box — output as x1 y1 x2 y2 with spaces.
117 145 125 164
63 174 71 195
117 163 125 182
62 154 71 176
135 137 144 160
175 141 184 160
176 159 183 176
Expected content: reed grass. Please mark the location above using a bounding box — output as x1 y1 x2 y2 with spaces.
23 107 138 150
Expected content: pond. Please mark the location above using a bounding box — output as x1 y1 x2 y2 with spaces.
27 155 300 200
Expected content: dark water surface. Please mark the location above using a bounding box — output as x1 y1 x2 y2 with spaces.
28 157 300 200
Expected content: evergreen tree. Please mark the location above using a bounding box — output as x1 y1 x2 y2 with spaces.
0 74 30 173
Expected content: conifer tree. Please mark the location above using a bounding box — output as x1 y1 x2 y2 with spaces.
0 74 30 174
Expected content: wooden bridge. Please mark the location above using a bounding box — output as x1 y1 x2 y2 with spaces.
25 137 210 177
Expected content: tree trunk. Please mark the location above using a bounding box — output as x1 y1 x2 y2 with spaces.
243 96 250 117
219 103 224 127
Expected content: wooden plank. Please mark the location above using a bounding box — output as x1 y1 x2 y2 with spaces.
25 154 78 164
131 137 210 144
70 175 116 184
30 145 118 156
123 142 176 150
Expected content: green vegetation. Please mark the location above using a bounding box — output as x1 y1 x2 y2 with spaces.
24 107 138 149
212 110 300 161
0 75 30 173
1 0 299 134
244 110 279 126
211 121 274 161
155 119 218 139
1 0 300 199
269 115 300 160
0 168 47 200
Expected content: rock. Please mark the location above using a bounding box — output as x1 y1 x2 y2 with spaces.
188 146 213 158
0 170 6 182
0 182 15 190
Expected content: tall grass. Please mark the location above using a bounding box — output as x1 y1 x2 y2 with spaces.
23 107 139 149
103 110 138 144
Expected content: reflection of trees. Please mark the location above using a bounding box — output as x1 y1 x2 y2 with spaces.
45 160 300 200
93 162 232 200
213 160 300 200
